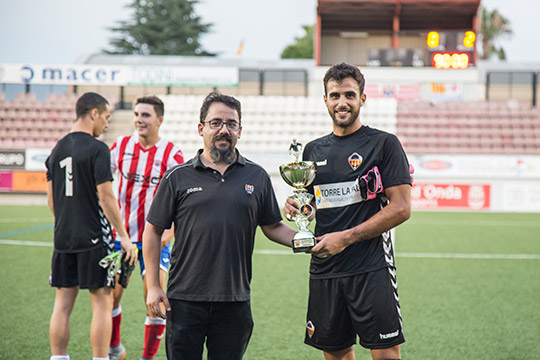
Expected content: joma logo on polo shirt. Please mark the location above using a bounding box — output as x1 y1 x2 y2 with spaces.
186 186 203 194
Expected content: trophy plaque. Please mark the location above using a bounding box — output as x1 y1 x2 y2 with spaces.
279 139 317 253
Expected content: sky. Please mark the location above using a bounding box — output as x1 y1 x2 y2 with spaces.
0 0 538 65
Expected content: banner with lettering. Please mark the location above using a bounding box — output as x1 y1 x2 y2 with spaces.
0 63 238 86
411 183 491 210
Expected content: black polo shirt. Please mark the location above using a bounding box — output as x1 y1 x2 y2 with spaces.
147 150 282 302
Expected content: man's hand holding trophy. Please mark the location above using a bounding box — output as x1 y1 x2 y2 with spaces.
280 139 317 253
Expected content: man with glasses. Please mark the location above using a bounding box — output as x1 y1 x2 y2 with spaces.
142 91 297 360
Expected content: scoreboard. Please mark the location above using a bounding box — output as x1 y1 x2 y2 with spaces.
366 30 477 68
427 31 476 69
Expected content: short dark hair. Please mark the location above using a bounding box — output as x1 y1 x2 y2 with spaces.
199 91 242 123
136 95 164 117
76 92 109 118
323 63 365 95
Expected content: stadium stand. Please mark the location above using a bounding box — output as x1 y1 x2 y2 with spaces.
159 95 398 158
0 93 116 150
1 91 538 157
159 94 540 157
397 100 540 154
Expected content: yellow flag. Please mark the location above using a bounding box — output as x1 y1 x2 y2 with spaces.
237 39 244 55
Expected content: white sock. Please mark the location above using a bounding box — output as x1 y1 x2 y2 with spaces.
50 355 70 360
92 357 109 360
112 305 122 317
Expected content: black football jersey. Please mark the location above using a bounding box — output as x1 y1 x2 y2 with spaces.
46 132 114 253
303 126 411 278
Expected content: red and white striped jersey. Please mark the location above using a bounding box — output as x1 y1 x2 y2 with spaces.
110 135 184 244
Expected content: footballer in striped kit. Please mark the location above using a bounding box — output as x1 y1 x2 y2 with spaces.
108 95 184 360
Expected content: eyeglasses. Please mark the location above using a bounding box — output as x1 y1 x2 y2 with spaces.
202 120 241 131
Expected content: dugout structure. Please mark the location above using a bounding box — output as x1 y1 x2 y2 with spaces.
315 0 480 68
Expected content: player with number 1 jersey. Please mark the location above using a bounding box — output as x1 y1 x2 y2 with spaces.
46 92 136 360
48 132 114 253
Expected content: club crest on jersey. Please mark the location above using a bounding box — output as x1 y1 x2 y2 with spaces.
154 160 161 167
306 320 315 338
348 152 363 171
245 184 254 194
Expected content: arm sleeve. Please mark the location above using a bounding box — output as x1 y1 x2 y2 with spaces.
170 148 184 167
146 172 176 229
302 142 315 195
94 143 114 185
380 134 411 189
109 140 119 174
46 155 52 181
258 172 283 226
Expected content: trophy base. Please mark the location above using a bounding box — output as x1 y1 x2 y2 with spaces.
292 230 316 253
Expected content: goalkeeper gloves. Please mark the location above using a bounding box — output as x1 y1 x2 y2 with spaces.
99 249 138 288
358 166 384 200
118 249 137 288
357 164 414 201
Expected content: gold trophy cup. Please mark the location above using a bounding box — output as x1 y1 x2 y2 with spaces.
279 139 317 252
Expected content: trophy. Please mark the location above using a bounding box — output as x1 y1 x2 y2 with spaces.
279 139 317 253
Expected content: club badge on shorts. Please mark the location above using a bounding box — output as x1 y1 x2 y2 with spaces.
245 184 254 194
348 152 363 171
306 320 315 338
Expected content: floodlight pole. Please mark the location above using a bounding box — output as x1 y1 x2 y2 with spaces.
532 73 537 108
485 72 490 101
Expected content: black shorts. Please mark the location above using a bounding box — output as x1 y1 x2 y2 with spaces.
166 299 253 360
305 267 405 351
49 245 114 289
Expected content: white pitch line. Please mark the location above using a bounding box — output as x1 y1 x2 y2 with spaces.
0 217 53 223
406 220 540 227
0 239 53 247
252 249 540 260
1 240 539 260
396 252 540 260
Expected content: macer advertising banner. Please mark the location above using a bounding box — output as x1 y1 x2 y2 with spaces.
127 65 238 86
0 63 239 87
411 183 491 210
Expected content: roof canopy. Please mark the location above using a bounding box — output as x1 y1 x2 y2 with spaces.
318 0 481 33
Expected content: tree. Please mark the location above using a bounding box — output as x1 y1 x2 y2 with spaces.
105 0 214 56
478 7 512 60
280 25 314 59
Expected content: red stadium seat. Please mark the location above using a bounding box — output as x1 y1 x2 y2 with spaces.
396 100 540 155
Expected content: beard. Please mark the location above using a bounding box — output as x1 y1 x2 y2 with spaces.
210 134 236 164
330 106 360 129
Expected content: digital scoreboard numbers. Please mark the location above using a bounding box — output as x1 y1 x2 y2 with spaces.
427 31 476 69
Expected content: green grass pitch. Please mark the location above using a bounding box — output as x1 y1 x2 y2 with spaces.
0 205 539 359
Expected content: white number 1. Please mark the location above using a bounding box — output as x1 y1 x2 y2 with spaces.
59 157 73 197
